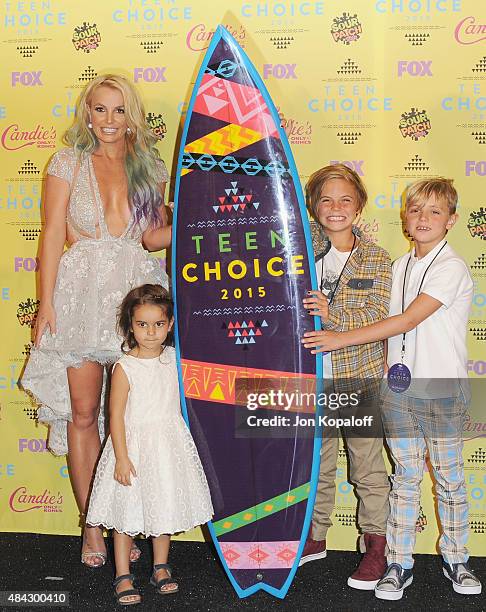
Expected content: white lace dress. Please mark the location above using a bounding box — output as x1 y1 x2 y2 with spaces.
86 349 213 536
21 148 169 456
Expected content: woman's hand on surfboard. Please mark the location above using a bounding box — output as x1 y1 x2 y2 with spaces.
302 290 329 322
301 329 345 353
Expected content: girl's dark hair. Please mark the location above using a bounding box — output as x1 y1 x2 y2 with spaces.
117 284 174 351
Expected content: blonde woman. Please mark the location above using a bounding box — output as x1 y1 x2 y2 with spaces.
22 74 171 568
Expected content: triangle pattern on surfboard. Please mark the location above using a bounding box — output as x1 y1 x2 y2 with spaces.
203 93 229 115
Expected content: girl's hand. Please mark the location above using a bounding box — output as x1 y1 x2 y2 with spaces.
34 303 57 347
167 201 174 212
301 329 344 354
114 457 137 486
303 290 329 322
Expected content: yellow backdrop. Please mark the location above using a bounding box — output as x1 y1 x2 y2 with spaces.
1 0 485 556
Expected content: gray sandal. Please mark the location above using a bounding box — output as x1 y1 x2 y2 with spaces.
113 573 141 606
150 563 179 595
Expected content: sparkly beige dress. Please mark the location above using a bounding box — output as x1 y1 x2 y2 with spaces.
22 148 169 456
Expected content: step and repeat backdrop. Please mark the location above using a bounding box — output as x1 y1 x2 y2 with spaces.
1 0 485 554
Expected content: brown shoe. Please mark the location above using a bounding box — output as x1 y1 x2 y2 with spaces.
347 533 387 590
298 527 327 567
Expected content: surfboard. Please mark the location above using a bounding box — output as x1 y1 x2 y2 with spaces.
172 26 322 599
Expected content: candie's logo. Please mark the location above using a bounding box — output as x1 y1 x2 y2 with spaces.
277 108 311 145
455 17 486 45
331 12 362 45
146 113 166 140
468 208 486 240
463 413 486 441
72 22 101 53
17 298 40 327
356 217 379 244
399 108 431 141
9 487 63 513
186 23 246 51
1 124 56 151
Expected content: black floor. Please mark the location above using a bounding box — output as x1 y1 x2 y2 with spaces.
1 534 484 611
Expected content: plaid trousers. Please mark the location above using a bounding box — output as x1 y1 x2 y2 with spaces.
382 392 469 569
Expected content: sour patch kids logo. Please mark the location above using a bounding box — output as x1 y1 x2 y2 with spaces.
72 22 101 53
331 12 362 45
399 108 431 141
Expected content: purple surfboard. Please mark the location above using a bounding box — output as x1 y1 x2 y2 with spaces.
172 26 322 599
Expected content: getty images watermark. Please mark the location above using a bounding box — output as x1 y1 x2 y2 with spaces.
245 389 373 429
234 378 380 437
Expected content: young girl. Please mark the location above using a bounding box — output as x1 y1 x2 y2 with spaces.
87 284 213 606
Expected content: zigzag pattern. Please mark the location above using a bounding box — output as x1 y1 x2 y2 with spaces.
185 123 263 157
186 215 281 228
192 304 294 316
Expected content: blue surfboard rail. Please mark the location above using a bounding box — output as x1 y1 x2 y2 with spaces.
172 25 323 599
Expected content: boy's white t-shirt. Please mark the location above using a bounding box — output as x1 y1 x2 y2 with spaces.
387 239 473 397
316 245 352 378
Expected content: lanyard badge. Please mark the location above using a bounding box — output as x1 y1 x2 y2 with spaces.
387 242 447 393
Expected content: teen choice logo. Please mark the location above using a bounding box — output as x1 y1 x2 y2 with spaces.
331 12 362 45
468 208 486 240
399 108 431 141
72 22 101 53
146 113 166 140
17 297 40 327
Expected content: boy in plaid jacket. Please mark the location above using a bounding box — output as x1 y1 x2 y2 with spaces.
299 164 391 590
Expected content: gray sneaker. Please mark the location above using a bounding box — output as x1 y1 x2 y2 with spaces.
374 563 413 601
443 562 482 595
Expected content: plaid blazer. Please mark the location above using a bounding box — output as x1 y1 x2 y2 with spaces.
311 221 392 393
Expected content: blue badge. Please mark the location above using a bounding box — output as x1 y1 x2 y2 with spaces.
387 363 411 393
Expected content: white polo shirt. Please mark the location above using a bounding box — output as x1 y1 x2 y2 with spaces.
387 239 473 398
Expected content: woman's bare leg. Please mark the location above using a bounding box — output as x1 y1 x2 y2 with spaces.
67 361 105 564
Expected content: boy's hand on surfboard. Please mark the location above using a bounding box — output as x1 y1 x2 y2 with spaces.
301 329 344 353
114 457 137 486
303 290 329 322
